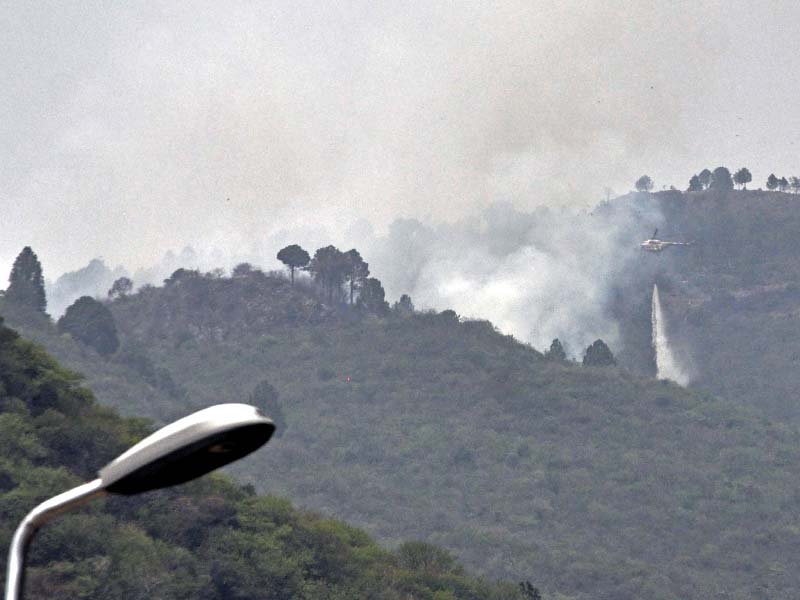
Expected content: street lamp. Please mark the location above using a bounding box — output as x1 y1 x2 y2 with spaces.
4 403 275 600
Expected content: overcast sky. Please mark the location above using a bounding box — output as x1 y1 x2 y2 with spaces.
3 1 800 280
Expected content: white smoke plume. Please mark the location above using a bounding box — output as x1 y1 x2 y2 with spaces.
1 1 752 280
362 201 665 354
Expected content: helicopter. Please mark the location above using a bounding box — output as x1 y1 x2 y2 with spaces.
640 229 692 253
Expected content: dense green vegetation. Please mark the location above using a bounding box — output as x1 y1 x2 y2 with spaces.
57 296 120 356
7 266 800 598
0 316 524 599
8 188 800 597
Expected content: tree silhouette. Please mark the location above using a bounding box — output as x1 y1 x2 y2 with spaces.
733 167 752 190
357 277 389 315
5 246 47 313
545 338 567 361
57 296 119 355
394 294 414 314
698 169 712 189
710 167 734 191
344 249 370 305
583 339 616 366
635 175 654 192
779 176 789 192
108 277 133 299
791 176 800 194
767 173 779 191
232 263 255 278
307 246 350 303
687 174 703 192
277 244 310 285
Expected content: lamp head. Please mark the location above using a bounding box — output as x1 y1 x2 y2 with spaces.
99 404 274 495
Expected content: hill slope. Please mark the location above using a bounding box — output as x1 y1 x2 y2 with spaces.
18 270 799 599
0 316 522 599
605 189 800 420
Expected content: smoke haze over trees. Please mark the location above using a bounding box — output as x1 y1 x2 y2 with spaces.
4 3 800 280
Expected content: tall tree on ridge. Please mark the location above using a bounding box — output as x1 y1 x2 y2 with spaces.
733 167 752 190
583 339 616 367
277 244 310 285
357 277 390 315
344 249 369 305
767 173 779 190
545 338 567 361
698 168 712 189
635 175 654 192
307 245 349 303
5 246 47 313
710 166 734 191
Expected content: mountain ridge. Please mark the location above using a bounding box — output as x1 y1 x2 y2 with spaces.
4 268 798 598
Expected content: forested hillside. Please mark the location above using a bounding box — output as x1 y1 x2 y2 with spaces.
0 316 524 599
605 188 800 419
6 266 800 598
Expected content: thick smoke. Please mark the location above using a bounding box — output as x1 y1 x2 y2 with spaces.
46 259 127 317
5 1 776 357
38 195 666 355
1 1 738 279
363 200 667 354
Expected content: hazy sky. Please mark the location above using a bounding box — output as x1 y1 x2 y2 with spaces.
3 1 800 280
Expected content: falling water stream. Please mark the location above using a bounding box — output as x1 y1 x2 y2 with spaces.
651 284 690 385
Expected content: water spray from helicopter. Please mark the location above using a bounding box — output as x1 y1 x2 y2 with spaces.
651 283 690 385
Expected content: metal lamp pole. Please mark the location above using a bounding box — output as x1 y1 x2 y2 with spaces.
4 403 275 600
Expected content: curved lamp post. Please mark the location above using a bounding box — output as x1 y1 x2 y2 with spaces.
4 403 275 600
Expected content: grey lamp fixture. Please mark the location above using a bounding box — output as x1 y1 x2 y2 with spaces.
4 403 275 600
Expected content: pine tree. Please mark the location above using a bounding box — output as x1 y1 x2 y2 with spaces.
698 169 712 189
733 167 752 190
277 244 310 285
583 339 616 367
545 338 567 361
687 174 703 192
344 249 369 305
5 246 47 313
307 246 350 303
357 277 390 315
767 173 779 191
394 294 415 314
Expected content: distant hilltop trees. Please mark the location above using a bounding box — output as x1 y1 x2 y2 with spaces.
0 244 621 363
542 337 618 368
686 167 737 191
766 173 800 193
637 165 800 194
635 175 654 192
689 168 800 193
276 243 390 314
